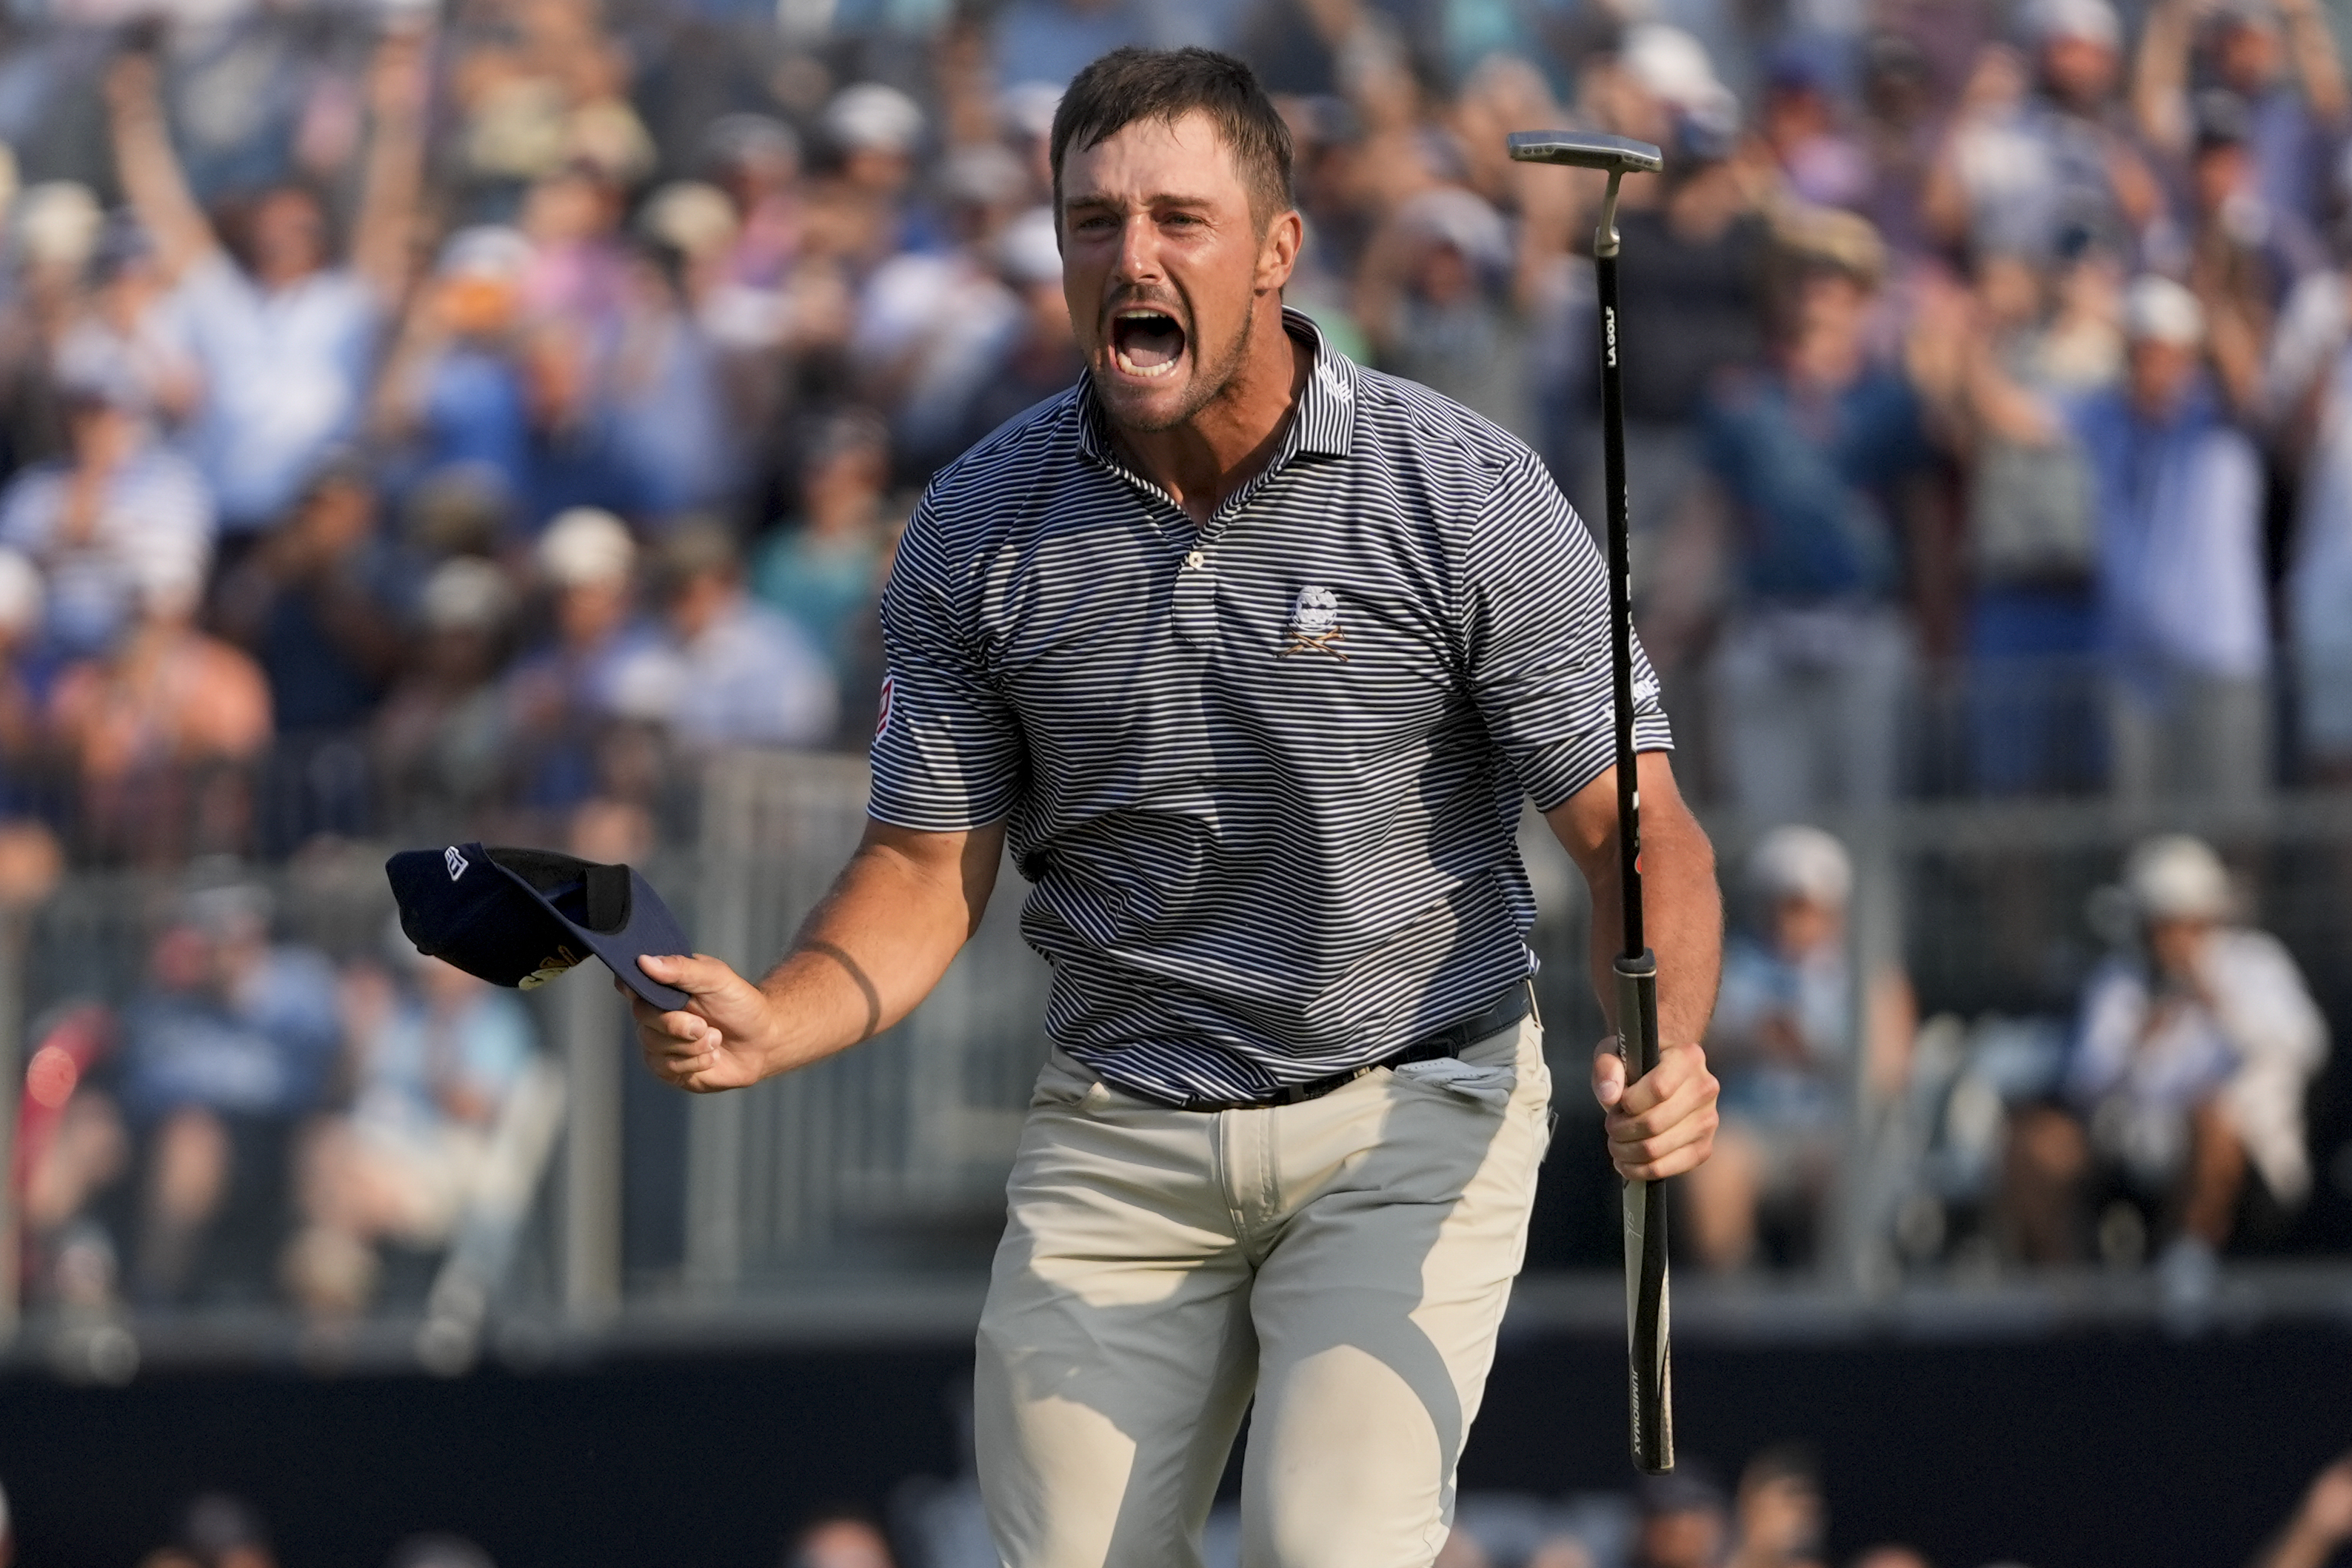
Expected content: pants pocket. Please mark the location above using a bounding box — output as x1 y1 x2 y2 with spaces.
1390 1056 1517 1111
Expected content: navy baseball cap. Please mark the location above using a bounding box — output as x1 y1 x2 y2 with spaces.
385 843 692 1011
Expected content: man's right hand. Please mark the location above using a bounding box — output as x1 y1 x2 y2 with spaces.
620 954 780 1093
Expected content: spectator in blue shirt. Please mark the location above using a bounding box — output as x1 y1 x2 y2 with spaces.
118 882 342 1303
1701 221 1939 819
2071 275 2271 804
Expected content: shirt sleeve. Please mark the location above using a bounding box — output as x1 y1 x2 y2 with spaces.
1460 451 1671 812
867 496 1025 830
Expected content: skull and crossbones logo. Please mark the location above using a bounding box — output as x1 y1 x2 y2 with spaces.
1283 586 1347 660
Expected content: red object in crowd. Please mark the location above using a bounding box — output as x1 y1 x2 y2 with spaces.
10 1003 114 1205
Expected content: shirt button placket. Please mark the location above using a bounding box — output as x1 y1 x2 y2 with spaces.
1175 539 1217 647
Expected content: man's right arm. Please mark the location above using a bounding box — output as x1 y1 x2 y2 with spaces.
625 817 1004 1093
104 52 219 284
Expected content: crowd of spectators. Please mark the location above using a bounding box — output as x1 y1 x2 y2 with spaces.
0 0 2334 859
0 0 2348 1321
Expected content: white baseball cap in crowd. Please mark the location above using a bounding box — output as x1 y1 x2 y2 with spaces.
2124 275 2207 344
2122 834 2233 920
14 180 101 269
997 206 1064 287
823 83 925 155
2025 0 2122 47
1000 81 1063 143
637 181 739 261
1748 824 1854 908
1623 24 1734 113
536 508 635 589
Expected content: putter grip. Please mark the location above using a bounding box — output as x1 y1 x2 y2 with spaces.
1615 950 1674 1473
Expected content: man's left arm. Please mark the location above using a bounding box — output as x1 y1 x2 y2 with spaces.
1546 750 1723 1180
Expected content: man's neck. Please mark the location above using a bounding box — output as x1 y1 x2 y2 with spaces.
1107 303 1313 526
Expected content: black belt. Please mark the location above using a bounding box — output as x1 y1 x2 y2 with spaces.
1152 981 1537 1113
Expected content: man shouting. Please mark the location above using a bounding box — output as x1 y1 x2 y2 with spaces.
627 46 1723 1568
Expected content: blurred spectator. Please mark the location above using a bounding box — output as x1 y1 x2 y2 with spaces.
373 557 518 837
752 409 891 681
1728 1444 1827 1568
1357 184 1530 438
2174 89 2323 418
49 555 272 862
286 951 535 1318
2253 1452 2352 1568
784 1511 895 1568
504 506 647 813
1692 826 1914 1271
1699 223 1937 817
946 207 1086 452
2075 275 2270 805
386 1535 497 1568
2005 836 2328 1281
59 211 201 431
2134 0 2348 228
1931 247 2119 793
1761 49 1871 212
1603 101 1768 640
142 1492 275 1568
0 345 213 661
14 1005 128 1310
609 522 836 748
0 549 50 811
1923 1 2161 264
1848 1552 1932 1568
2269 253 2352 782
0 181 107 477
1632 1464 1730 1568
116 883 340 1304
104 30 428 537
373 227 538 501
214 463 406 845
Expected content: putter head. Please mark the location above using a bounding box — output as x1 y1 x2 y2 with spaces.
1507 130 1664 175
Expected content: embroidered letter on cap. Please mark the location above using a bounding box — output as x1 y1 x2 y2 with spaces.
445 845 470 880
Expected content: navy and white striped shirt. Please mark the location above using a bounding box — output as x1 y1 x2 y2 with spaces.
870 310 1671 1105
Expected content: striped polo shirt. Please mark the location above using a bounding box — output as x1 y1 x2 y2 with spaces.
869 309 1671 1105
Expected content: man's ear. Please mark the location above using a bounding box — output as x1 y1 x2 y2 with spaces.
1256 207 1304 293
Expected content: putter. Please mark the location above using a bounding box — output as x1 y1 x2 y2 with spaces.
1507 128 1674 1475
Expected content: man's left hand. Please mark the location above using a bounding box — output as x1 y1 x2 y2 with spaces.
1591 1039 1720 1180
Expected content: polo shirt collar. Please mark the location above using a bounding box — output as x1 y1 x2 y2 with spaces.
1075 305 1359 472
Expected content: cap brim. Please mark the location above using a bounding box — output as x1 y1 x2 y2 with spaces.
485 858 695 1012
564 867 695 1013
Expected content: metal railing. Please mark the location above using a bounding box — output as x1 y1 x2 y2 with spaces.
3 748 2350 1372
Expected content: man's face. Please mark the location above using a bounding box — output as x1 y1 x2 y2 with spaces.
1058 110 1294 432
1637 1507 1725 1568
2128 338 2200 417
2217 19 2281 90
2042 35 2118 106
2194 142 2251 215
250 189 327 281
2148 914 2214 980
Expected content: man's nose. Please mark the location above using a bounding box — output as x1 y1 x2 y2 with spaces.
1112 212 1163 286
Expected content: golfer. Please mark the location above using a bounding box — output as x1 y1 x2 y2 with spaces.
627 46 1724 1568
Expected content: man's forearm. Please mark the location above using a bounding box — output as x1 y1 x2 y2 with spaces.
1581 760 1723 1047
749 822 1002 1077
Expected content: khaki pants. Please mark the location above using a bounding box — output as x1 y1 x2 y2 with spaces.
975 1016 1553 1568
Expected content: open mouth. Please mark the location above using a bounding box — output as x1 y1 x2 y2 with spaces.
1110 307 1186 379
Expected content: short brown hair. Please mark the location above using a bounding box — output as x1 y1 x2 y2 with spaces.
1051 47 1294 229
